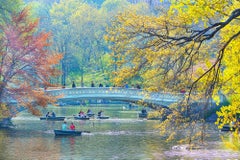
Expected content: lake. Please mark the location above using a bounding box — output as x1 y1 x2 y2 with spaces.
0 104 239 160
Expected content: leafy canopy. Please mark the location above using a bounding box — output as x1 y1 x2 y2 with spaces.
106 0 240 144
0 8 62 116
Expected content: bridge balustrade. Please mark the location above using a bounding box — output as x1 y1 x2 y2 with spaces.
45 87 185 106
5 87 223 118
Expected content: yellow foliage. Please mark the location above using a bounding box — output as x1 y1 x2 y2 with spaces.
0 104 10 118
106 0 240 145
221 134 240 151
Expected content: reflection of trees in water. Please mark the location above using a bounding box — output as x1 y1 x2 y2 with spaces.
70 137 75 152
5 136 61 159
0 130 8 158
221 133 240 151
45 121 56 131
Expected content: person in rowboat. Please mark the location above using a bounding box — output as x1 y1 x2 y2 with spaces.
87 109 93 114
78 110 86 118
51 111 56 117
62 121 67 130
70 122 75 130
45 112 50 117
98 110 103 117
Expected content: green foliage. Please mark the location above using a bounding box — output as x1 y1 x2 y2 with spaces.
47 0 154 86
100 0 130 13
0 0 23 25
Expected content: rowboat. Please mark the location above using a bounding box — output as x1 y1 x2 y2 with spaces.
147 117 161 120
40 117 65 121
54 130 82 136
97 116 109 119
74 116 90 120
139 113 148 118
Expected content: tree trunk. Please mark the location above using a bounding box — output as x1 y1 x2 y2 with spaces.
81 74 84 87
61 58 66 86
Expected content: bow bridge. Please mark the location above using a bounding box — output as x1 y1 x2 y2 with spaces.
45 87 185 107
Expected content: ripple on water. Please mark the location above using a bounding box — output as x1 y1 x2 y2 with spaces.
43 130 55 134
92 130 158 136
12 116 39 121
164 144 240 159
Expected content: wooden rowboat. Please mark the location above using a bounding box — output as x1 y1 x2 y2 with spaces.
54 130 82 136
40 117 65 121
147 117 161 120
97 116 109 119
74 116 90 120
138 113 148 118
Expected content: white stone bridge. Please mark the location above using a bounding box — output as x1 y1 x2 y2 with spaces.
45 87 186 107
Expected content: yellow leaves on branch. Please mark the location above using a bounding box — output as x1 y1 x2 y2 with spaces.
168 0 232 25
105 0 240 145
216 95 240 128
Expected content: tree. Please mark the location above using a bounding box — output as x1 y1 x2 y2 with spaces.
50 0 85 86
106 0 240 145
70 2 114 87
69 3 99 86
0 0 23 25
49 0 134 87
26 0 54 32
0 8 62 117
102 0 152 84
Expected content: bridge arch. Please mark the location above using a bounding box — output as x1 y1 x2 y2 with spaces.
45 87 185 107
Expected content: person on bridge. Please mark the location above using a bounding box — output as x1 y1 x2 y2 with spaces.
136 84 141 89
72 81 76 88
124 82 129 88
91 81 95 87
70 122 75 130
141 108 147 114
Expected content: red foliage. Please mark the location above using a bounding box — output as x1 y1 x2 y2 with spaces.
0 8 62 116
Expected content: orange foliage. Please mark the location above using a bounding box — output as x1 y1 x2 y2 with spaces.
0 8 62 116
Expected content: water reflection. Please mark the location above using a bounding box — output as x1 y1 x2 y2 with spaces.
1 105 239 159
221 132 240 151
2 134 61 160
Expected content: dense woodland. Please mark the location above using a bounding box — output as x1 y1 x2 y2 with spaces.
21 0 167 88
0 0 239 148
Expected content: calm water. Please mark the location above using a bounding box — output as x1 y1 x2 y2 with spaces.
0 104 239 160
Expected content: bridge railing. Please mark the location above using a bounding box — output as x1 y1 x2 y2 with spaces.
45 87 185 106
